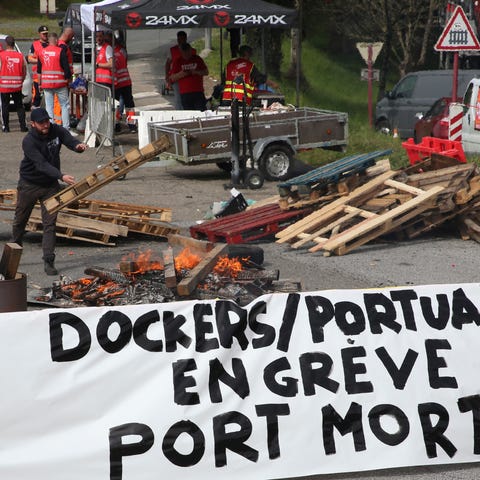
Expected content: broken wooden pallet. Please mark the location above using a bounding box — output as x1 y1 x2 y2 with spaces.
310 185 443 255
44 135 171 214
276 171 445 255
276 170 398 245
190 203 312 244
27 210 129 246
64 199 172 222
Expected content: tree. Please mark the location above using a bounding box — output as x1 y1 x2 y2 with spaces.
320 0 444 98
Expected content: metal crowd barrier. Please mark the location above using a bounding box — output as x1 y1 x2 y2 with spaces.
87 81 114 153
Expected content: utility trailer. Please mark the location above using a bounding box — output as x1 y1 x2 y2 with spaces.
147 107 348 182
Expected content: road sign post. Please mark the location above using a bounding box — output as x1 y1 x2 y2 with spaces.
356 42 383 128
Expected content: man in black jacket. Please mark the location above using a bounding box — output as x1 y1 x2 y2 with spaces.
11 108 87 275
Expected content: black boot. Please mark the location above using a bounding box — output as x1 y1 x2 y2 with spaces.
44 260 58 276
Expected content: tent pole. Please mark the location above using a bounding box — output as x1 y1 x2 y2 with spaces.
295 3 302 107
220 28 224 83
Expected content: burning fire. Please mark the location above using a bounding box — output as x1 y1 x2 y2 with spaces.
121 249 164 274
174 247 201 272
213 255 244 279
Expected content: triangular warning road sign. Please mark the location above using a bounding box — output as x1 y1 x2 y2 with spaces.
435 5 480 51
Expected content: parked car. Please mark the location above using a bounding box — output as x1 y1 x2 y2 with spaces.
375 69 480 139
413 97 460 143
58 3 92 62
0 34 33 110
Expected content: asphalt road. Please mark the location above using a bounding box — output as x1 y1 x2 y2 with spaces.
1 29 480 480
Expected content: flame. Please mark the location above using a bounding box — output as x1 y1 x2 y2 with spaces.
174 247 201 272
213 255 244 279
121 249 164 274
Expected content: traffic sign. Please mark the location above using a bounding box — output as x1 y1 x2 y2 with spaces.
356 42 383 65
435 5 480 51
361 68 380 81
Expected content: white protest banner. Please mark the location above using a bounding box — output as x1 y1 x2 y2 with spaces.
1 284 480 479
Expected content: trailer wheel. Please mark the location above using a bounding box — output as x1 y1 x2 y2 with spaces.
259 144 293 181
244 169 264 189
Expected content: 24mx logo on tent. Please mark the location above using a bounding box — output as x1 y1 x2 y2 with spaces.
214 11 231 27
126 12 143 28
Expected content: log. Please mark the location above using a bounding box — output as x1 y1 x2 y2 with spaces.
0 243 23 280
167 233 215 253
177 244 228 296
163 247 177 289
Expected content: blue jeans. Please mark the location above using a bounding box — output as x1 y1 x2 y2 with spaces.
44 87 70 129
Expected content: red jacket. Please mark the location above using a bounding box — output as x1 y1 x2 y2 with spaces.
170 54 206 94
223 57 255 104
0 50 25 93
39 45 68 89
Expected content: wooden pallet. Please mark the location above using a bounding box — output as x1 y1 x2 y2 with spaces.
27 210 129 246
276 170 398 245
64 199 172 222
277 151 392 208
62 199 178 238
44 136 171 214
190 203 312 244
276 170 445 255
310 185 443 255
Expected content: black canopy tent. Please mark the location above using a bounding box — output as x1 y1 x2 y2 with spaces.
92 0 300 104
94 0 297 31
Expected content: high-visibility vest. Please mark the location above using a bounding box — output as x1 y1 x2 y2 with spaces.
39 45 68 89
114 45 131 89
96 43 113 85
30 39 46 83
58 40 74 74
223 58 255 105
0 50 25 93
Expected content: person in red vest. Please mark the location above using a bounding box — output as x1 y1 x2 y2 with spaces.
95 30 114 89
58 27 74 75
27 25 49 109
222 45 279 105
0 35 28 132
165 31 196 110
37 32 73 134
170 43 208 111
113 35 136 132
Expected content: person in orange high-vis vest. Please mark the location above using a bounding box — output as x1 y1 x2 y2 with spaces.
38 32 73 133
222 45 279 106
0 35 27 132
28 25 49 108
113 40 137 132
95 31 114 88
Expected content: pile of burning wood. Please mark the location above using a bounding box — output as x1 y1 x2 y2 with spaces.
33 235 300 308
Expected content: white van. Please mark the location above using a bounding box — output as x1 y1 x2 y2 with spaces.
460 77 480 154
375 70 480 139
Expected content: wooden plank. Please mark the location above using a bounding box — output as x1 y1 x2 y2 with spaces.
0 243 23 280
276 170 397 243
313 186 444 255
177 244 228 296
167 233 215 253
163 247 177 289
